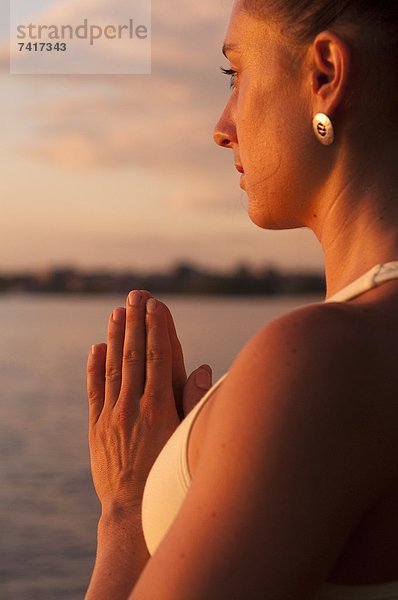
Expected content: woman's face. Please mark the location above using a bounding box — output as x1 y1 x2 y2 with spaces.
214 1 319 229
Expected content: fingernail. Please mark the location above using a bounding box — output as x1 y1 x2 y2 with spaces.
91 344 98 355
128 290 142 306
195 368 211 390
112 307 125 322
146 298 157 313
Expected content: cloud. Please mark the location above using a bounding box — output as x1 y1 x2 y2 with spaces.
0 0 325 274
21 99 225 173
2 0 233 177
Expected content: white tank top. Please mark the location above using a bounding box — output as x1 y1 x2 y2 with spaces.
142 261 398 599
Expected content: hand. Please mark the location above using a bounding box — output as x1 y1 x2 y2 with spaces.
182 363 213 416
156 294 213 418
87 290 212 513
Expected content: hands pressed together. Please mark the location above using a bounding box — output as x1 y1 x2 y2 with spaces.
86 290 212 515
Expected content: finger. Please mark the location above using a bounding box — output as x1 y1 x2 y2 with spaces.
104 307 126 408
119 290 147 403
144 298 174 408
87 343 106 423
163 303 187 419
183 364 213 416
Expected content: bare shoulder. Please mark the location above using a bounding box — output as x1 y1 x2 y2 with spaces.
248 299 366 360
205 300 398 491
234 299 387 390
225 300 366 402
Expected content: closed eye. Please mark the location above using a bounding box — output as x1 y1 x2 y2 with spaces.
220 66 237 90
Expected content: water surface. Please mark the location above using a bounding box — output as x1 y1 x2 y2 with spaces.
0 293 322 599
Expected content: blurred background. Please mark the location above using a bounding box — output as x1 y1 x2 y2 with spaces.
0 1 325 598
0 0 324 274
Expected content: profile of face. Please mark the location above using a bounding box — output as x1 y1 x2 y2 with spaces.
213 0 327 230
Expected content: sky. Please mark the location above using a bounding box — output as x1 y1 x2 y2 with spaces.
0 0 325 274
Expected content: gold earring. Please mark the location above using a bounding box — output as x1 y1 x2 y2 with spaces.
312 113 334 145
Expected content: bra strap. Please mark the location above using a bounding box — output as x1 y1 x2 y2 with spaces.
325 261 398 303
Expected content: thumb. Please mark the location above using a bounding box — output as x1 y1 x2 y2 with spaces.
182 364 213 417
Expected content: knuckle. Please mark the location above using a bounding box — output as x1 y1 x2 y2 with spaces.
105 364 120 382
146 348 165 363
115 408 131 424
122 349 144 364
87 388 100 404
140 394 170 428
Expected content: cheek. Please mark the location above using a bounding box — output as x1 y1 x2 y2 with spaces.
240 83 309 183
237 93 284 186
240 97 316 227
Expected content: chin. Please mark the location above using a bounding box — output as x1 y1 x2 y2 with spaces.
247 195 305 230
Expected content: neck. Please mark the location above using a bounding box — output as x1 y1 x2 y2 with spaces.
308 146 398 300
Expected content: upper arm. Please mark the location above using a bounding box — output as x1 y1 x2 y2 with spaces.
131 305 388 600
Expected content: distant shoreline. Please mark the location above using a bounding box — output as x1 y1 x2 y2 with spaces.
0 262 325 296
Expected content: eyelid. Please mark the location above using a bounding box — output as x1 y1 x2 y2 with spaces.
220 66 236 75
220 65 238 90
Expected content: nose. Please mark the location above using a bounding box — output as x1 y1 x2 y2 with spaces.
213 129 233 148
213 103 236 149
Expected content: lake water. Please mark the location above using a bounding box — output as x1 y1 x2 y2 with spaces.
0 292 322 600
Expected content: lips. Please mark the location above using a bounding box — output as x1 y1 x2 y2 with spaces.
235 164 244 174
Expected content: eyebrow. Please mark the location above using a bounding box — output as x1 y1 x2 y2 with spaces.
222 43 240 58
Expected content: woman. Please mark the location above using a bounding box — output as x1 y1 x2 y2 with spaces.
84 0 398 598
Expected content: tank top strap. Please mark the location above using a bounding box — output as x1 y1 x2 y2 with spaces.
325 261 398 303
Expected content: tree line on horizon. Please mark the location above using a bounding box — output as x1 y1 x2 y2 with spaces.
0 261 326 296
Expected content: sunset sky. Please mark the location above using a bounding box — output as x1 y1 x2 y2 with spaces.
0 0 324 274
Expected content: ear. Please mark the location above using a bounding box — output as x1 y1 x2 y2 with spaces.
308 30 351 118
